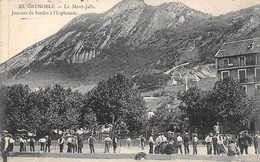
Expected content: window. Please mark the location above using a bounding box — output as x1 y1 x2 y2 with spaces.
256 68 260 82
239 56 246 66
223 59 229 68
257 55 260 65
256 84 260 92
242 85 247 94
238 69 246 83
221 71 230 80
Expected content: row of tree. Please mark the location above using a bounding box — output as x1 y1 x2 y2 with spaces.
0 74 147 136
0 75 259 137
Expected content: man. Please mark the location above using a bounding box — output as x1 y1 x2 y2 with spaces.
112 135 118 153
176 133 183 154
67 135 72 153
205 133 213 155
104 135 112 153
1 130 10 162
39 137 46 151
19 136 25 152
45 135 51 152
149 134 154 154
8 136 15 152
57 136 65 153
227 140 239 156
253 131 260 154
28 137 35 151
241 130 251 155
212 133 218 155
126 137 131 148
88 135 96 153
183 132 190 154
78 135 83 153
140 135 146 150
192 134 198 154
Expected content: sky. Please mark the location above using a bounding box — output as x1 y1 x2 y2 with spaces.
0 0 260 63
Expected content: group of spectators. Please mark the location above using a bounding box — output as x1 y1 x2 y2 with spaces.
2 129 260 161
145 130 260 156
204 130 260 156
147 131 198 155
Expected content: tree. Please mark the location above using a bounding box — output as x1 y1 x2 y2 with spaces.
178 86 216 134
211 78 251 132
178 78 253 133
87 74 147 133
149 102 185 133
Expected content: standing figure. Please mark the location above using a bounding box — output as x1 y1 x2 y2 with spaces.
57 136 65 153
212 133 218 155
192 134 198 154
140 135 146 150
149 134 154 154
241 130 251 155
253 131 260 154
1 130 10 162
45 136 51 152
126 137 132 148
104 135 112 153
71 136 77 153
28 137 35 151
19 136 24 152
205 133 213 155
77 135 83 153
176 133 183 154
88 135 96 153
8 136 15 152
112 135 118 153
39 137 46 151
183 132 190 154
67 135 72 153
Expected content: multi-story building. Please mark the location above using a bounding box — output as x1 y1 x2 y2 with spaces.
215 38 260 131
215 38 260 95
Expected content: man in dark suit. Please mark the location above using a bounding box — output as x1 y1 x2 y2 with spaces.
241 130 251 154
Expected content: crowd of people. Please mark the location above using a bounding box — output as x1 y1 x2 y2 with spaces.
1 129 260 162
146 130 260 156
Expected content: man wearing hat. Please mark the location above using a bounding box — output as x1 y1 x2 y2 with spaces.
104 135 112 153
183 132 190 154
148 134 155 154
1 130 10 162
45 135 51 152
253 131 260 154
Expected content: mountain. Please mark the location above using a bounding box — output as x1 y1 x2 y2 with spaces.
0 0 260 92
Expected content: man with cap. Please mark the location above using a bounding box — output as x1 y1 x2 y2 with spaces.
253 131 260 154
241 130 251 154
45 135 51 152
104 135 112 153
57 136 65 153
205 133 213 155
1 130 10 162
192 134 198 154
148 134 155 154
176 133 183 154
183 132 190 154
88 134 96 153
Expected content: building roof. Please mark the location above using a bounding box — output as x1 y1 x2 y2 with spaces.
215 38 260 58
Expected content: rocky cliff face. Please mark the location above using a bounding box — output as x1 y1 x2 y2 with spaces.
0 0 259 91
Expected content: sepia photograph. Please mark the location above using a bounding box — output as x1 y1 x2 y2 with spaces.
0 0 260 161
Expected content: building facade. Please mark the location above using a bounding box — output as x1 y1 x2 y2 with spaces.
215 38 260 131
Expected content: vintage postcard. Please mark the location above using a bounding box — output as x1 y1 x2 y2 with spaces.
0 0 260 161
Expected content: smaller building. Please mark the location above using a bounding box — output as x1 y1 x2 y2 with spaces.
215 38 260 131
